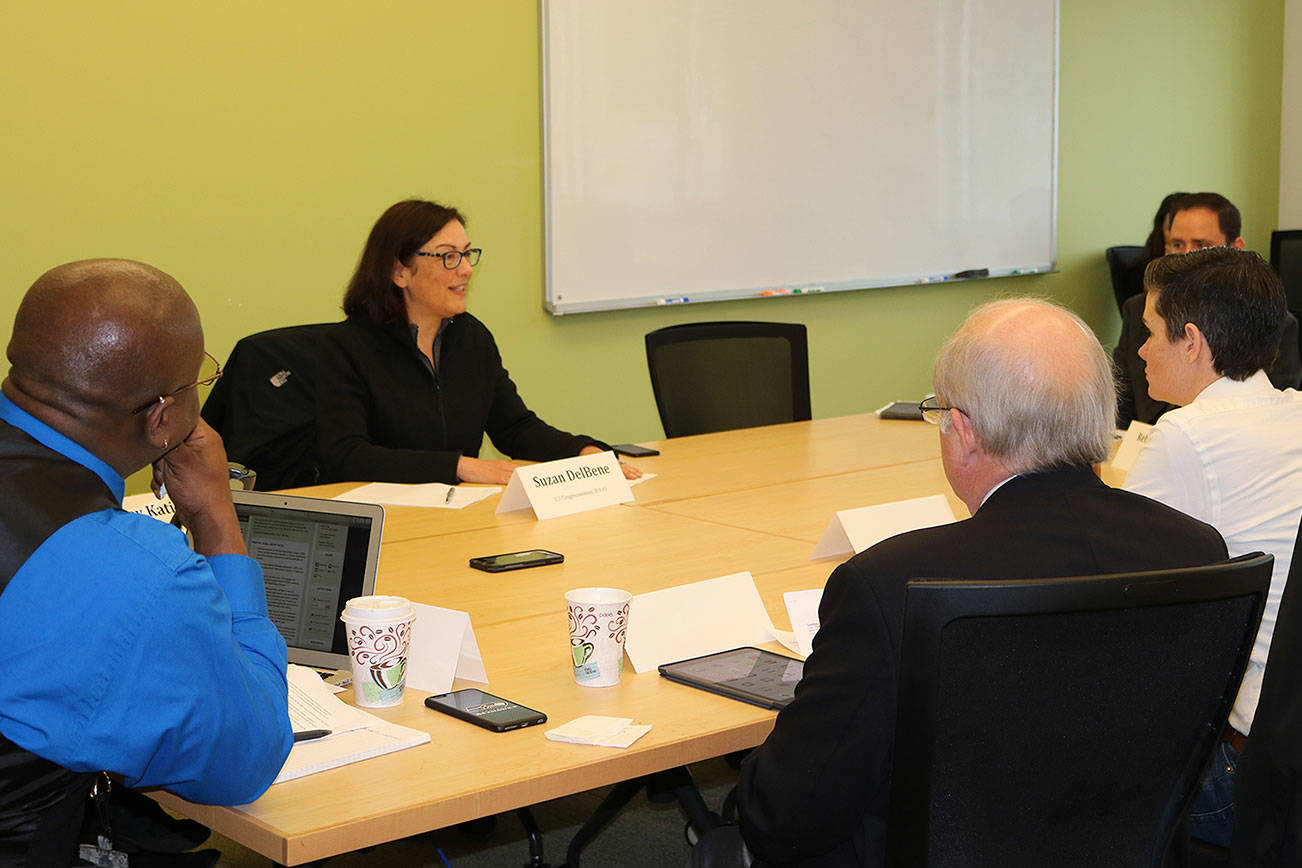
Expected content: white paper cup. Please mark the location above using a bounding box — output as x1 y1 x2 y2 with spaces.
340 595 415 707
565 587 631 687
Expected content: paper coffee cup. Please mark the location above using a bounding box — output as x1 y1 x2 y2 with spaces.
340 595 415 708
565 587 631 688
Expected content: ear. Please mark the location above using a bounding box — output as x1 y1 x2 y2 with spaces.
392 257 411 289
948 408 981 460
1231 237 1246 250
140 395 175 450
1183 322 1212 365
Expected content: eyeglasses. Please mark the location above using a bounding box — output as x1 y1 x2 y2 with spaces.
918 394 967 425
130 351 223 415
415 248 483 270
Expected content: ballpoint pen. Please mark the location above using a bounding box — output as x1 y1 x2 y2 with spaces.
293 729 332 743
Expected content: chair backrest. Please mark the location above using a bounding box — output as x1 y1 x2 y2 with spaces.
644 321 810 438
201 323 336 491
1232 517 1302 864
886 554 1273 868
1271 230 1302 311
1106 244 1147 313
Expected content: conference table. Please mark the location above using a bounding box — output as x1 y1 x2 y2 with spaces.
155 413 967 865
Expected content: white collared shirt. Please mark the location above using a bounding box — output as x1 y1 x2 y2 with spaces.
1124 370 1302 734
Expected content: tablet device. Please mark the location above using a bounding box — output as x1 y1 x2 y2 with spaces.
658 647 805 710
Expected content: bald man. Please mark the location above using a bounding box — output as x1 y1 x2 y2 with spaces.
691 299 1228 868
0 260 291 864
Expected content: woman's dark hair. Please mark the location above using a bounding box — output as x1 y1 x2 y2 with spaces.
1145 246 1286 380
342 200 466 326
1141 192 1189 261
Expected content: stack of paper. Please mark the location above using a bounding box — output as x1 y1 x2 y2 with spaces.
274 665 430 784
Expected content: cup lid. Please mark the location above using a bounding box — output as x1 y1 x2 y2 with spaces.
341 594 414 624
564 587 632 606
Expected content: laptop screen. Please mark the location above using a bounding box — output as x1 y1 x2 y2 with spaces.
231 491 384 669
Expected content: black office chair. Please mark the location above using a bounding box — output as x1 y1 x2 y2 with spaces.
201 323 336 491
1106 244 1147 314
645 322 810 438
1271 229 1302 312
1230 513 1302 865
885 554 1273 868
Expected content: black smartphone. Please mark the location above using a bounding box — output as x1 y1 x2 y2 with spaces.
424 689 547 732
468 549 564 572
876 401 925 421
612 443 661 457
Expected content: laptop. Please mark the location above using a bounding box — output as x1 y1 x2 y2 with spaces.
231 490 384 674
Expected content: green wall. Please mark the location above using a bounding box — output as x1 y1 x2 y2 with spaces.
0 1 1284 486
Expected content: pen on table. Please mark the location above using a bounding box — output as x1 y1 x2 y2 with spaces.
293 729 332 743
444 487 456 505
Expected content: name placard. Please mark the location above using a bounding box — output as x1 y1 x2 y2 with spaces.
405 603 488 696
1111 421 1154 474
811 494 957 560
496 451 633 520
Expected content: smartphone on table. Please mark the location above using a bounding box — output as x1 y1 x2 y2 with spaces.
469 549 564 572
424 689 547 732
612 443 660 457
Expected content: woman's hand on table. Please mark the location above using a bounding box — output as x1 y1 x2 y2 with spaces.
456 456 525 485
579 445 642 479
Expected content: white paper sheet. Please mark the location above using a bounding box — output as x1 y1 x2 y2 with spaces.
811 494 957 559
770 629 803 656
275 665 431 784
336 482 501 509
782 589 824 658
404 603 489 695
625 572 777 673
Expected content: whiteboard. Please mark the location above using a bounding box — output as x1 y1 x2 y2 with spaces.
542 0 1058 314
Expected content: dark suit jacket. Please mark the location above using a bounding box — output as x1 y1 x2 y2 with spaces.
736 468 1228 868
1232 512 1302 865
1114 293 1302 426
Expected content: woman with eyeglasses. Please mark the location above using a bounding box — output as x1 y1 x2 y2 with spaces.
316 199 636 485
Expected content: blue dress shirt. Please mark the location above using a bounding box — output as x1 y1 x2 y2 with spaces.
0 394 292 805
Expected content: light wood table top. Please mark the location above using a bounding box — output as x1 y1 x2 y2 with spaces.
644 458 969 544
155 413 960 864
625 413 944 506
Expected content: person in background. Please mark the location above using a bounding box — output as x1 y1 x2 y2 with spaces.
316 199 638 485
688 298 1227 868
0 260 292 865
1114 191 1301 426
1123 246 1302 848
1117 191 1188 306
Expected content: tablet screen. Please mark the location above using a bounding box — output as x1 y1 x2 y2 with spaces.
658 647 804 709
